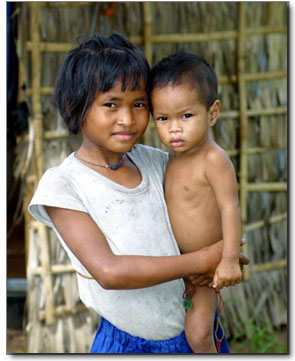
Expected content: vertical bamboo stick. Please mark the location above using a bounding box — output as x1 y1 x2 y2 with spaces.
143 2 154 146
31 3 43 181
238 3 250 281
143 2 153 65
30 2 55 325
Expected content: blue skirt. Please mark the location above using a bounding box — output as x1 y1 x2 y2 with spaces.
90 310 230 354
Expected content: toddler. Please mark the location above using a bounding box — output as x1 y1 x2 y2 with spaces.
149 51 242 353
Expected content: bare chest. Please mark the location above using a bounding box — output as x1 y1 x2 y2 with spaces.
165 156 213 205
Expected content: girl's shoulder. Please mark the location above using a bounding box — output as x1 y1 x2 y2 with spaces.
41 152 80 181
129 144 169 164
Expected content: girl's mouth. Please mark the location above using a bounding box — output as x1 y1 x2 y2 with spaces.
113 131 135 140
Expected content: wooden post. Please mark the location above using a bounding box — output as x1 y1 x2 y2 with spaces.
237 3 250 281
30 2 55 325
142 2 154 146
143 2 153 65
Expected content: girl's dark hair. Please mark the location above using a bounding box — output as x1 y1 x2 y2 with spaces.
148 51 218 111
54 33 150 134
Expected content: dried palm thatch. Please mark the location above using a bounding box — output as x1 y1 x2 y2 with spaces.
13 1 287 353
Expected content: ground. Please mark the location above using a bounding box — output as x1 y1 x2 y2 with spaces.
7 326 288 354
7 329 27 354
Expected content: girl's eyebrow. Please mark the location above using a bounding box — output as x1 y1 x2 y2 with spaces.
102 96 147 101
134 96 147 101
103 96 121 101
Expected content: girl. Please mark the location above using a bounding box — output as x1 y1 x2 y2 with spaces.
29 33 248 353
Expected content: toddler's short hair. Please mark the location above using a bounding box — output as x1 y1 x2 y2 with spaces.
148 51 218 111
55 33 149 134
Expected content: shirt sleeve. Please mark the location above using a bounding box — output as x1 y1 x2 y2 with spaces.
28 167 87 227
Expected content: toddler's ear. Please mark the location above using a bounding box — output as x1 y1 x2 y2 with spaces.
209 100 220 126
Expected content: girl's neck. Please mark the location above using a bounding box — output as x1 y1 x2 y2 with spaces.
77 144 124 165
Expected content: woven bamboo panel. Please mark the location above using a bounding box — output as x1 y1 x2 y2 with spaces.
15 2 287 352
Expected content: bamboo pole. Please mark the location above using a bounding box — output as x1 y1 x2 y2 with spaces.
37 224 55 325
238 3 250 281
25 27 286 53
246 182 287 192
26 36 142 52
33 264 75 276
30 2 55 325
39 304 89 321
220 107 287 119
254 259 287 273
44 130 70 140
148 26 286 43
227 145 286 157
23 177 35 279
219 71 287 84
245 212 287 232
143 2 153 65
143 2 155 146
26 75 287 95
31 4 43 181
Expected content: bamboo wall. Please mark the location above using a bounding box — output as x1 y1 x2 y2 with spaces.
15 2 287 353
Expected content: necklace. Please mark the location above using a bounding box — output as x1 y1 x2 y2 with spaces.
75 151 126 170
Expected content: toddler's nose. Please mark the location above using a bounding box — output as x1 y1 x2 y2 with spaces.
169 120 182 133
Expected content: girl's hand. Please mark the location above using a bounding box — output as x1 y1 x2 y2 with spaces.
188 274 213 287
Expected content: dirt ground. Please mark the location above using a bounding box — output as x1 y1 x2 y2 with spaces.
7 329 27 354
7 326 288 354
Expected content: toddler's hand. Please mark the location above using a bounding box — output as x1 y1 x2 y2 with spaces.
212 258 242 292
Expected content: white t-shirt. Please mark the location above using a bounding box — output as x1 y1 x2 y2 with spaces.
29 144 186 340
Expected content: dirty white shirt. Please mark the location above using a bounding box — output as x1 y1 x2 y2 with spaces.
29 144 186 340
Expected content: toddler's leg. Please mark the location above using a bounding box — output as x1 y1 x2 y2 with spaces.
185 286 217 353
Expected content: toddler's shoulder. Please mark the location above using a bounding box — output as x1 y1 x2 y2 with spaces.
205 141 229 163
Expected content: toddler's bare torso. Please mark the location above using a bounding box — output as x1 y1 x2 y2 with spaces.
165 141 223 254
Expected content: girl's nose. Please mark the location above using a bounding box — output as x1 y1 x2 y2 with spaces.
117 108 134 126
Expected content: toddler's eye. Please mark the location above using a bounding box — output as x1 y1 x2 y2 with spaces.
157 116 168 122
182 113 192 119
104 103 116 108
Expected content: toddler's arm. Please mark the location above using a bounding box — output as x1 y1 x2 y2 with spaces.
205 148 242 291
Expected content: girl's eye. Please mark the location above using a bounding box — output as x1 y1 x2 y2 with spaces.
104 103 116 108
134 103 146 108
182 113 192 119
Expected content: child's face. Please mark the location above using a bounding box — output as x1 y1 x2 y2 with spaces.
151 83 219 154
82 80 149 153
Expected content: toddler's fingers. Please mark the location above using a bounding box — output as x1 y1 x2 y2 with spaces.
240 238 246 246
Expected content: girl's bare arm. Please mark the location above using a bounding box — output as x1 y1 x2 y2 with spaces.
46 206 224 290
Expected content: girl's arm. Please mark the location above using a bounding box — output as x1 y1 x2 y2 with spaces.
205 147 242 289
46 206 226 290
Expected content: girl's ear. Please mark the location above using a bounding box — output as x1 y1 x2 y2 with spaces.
208 100 220 126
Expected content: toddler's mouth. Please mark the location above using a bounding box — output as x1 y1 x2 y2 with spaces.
170 139 184 147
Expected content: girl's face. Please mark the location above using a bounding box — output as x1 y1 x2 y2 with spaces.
81 80 149 153
151 83 220 154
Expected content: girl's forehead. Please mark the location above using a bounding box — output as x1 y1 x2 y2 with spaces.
95 81 148 100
